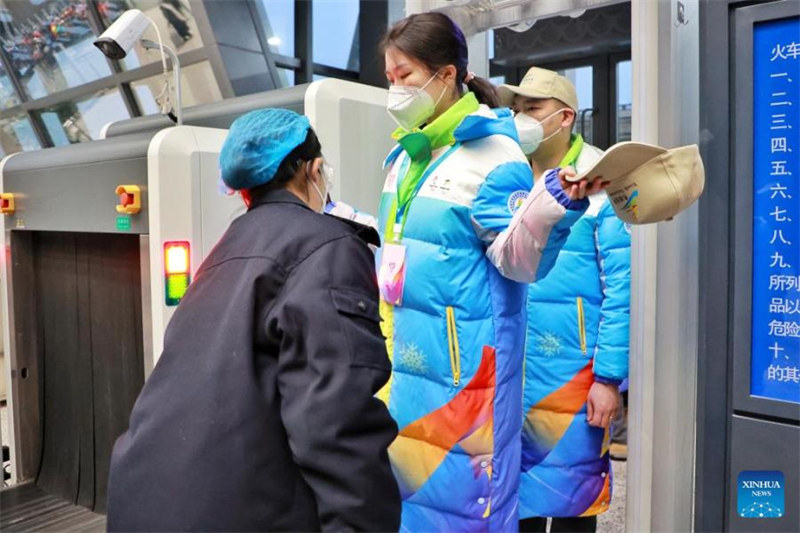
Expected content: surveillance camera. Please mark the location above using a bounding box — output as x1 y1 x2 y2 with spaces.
93 9 151 60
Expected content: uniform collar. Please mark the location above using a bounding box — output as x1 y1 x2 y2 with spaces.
249 188 380 247
559 134 584 169
326 215 381 247
248 188 311 211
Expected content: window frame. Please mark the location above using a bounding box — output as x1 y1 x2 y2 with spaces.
0 0 215 148
0 0 384 150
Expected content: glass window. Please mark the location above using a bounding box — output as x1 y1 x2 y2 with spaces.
388 0 405 25
1 1 112 100
313 0 359 71
557 65 594 144
255 0 294 57
616 60 632 142
0 114 41 156
1 61 21 109
37 87 130 145
130 60 222 115
487 30 506 87
97 0 203 71
276 68 295 88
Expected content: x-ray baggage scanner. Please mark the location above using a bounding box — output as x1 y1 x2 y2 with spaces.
101 80 389 217
0 79 394 523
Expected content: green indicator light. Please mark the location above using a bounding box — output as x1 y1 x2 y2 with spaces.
165 273 190 306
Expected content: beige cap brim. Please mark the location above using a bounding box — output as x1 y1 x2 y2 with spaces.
566 142 705 224
565 142 668 183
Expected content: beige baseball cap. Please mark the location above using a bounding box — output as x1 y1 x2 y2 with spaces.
497 67 579 110
565 142 706 224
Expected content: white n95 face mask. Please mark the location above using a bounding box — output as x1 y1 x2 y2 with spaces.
387 71 446 131
514 108 569 155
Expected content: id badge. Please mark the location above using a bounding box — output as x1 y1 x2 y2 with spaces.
378 243 407 306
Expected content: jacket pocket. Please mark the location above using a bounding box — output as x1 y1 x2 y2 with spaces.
330 287 390 371
446 306 461 386
576 297 587 355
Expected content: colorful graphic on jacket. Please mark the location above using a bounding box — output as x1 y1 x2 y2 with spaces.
521 360 612 517
580 473 611 517
389 346 497 502
521 361 593 471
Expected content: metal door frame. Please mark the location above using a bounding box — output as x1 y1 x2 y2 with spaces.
627 1 701 531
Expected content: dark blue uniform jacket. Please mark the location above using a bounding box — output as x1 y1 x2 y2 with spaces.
107 189 401 532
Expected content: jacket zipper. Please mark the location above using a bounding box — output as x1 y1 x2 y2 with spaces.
577 297 587 355
446 306 461 386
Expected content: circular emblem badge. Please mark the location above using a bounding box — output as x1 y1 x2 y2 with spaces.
508 190 528 214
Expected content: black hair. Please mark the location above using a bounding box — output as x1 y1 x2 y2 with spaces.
381 12 500 108
243 127 322 208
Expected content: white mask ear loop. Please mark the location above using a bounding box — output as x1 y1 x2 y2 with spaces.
307 161 327 212
539 108 570 143
431 74 448 109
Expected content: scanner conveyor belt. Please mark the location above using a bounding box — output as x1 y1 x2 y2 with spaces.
0 483 106 532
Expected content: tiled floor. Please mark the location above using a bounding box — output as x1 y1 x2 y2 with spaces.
0 483 106 532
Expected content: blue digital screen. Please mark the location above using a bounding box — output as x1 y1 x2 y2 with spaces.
751 17 800 404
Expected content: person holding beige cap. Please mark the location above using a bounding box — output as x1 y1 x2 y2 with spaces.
499 67 631 533
563 141 706 224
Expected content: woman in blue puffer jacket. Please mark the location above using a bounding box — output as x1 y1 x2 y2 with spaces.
376 13 607 533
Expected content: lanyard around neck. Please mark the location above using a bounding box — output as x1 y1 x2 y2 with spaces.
389 143 461 243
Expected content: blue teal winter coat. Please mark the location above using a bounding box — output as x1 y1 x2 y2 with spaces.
377 95 589 532
520 141 631 518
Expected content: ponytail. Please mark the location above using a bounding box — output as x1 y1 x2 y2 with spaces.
465 76 500 108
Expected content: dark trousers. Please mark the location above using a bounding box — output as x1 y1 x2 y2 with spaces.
610 389 629 444
519 516 598 533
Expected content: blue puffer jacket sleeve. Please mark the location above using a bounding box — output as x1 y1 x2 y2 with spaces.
592 199 631 383
534 172 587 280
473 164 589 284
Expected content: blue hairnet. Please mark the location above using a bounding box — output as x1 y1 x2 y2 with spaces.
219 108 311 190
